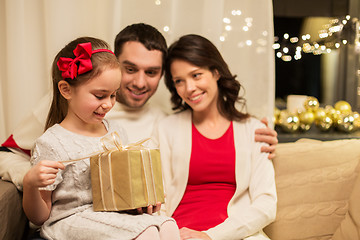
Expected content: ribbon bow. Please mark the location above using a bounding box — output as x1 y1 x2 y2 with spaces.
100 132 151 152
57 42 93 79
59 132 153 165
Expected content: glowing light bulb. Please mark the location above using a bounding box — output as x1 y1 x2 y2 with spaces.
223 18 231 24
290 37 298 43
225 25 232 31
272 43 280 49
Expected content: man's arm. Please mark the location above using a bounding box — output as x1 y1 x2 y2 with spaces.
255 117 278 160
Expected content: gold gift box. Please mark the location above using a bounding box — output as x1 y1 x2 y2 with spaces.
90 148 165 212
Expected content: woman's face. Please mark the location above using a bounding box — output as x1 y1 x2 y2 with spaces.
170 59 220 114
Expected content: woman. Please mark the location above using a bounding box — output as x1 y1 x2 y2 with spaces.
157 34 277 240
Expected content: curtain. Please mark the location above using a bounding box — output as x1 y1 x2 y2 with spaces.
0 0 274 142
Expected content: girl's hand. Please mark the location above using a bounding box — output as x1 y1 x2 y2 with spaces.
179 227 211 240
135 202 162 214
255 117 278 160
24 160 65 189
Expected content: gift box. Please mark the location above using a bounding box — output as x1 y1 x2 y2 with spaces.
90 138 164 212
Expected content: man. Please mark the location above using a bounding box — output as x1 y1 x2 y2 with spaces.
0 23 277 189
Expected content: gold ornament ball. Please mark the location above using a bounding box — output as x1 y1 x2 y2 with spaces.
324 105 336 116
280 112 300 133
304 96 319 112
316 116 333 131
299 123 311 132
325 105 341 125
274 107 281 125
277 110 289 125
336 113 356 133
314 107 326 123
353 111 360 129
334 100 352 114
299 110 315 125
353 111 360 118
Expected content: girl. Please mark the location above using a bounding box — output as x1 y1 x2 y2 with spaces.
157 34 277 240
22 37 179 240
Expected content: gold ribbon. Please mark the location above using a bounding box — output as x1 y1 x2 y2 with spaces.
59 131 151 164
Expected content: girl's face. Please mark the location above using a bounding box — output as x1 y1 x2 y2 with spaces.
67 68 122 125
170 59 220 114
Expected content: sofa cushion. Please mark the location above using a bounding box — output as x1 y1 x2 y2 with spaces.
0 150 30 191
332 163 360 240
264 138 360 240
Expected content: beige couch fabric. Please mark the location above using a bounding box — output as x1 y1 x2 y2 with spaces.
0 180 27 240
333 163 360 240
264 138 360 240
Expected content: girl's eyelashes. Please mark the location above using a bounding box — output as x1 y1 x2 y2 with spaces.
95 95 105 100
95 92 117 100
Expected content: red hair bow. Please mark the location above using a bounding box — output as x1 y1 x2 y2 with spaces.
57 42 93 79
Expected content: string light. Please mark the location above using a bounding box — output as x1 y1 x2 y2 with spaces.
225 25 232 31
274 15 359 62
223 18 231 24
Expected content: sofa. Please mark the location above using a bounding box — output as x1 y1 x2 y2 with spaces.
1 138 360 240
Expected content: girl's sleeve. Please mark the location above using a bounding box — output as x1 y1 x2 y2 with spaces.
31 137 64 191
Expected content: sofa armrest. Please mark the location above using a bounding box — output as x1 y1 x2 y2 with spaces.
0 150 31 191
0 179 27 240
264 138 360 240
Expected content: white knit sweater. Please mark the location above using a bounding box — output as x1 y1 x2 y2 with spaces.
156 110 277 240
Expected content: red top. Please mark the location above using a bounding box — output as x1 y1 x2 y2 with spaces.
172 122 236 231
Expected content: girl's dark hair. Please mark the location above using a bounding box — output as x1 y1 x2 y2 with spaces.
45 36 120 130
164 34 249 121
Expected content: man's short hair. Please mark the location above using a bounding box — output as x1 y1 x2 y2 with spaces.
114 23 167 72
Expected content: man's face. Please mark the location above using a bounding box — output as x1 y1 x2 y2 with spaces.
116 41 163 109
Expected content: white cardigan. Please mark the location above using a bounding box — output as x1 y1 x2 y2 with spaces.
157 110 277 240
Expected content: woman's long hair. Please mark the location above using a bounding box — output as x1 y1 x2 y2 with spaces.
164 34 249 121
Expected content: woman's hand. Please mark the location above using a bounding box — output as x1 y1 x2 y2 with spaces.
255 117 278 160
179 227 211 240
23 160 65 189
